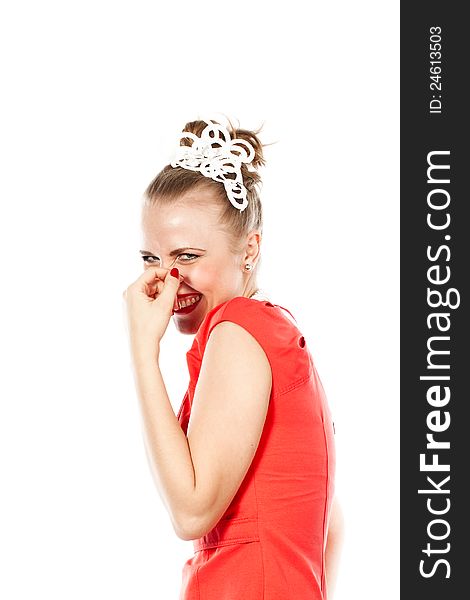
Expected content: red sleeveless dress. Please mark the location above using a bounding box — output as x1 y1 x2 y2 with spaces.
177 296 336 599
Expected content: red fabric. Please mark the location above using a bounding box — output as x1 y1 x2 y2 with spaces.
177 296 336 599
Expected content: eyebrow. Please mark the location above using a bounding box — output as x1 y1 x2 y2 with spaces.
139 247 206 257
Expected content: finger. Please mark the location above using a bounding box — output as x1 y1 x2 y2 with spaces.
144 279 164 299
131 266 184 289
145 277 164 293
140 266 171 284
156 279 165 295
159 268 183 308
125 267 184 302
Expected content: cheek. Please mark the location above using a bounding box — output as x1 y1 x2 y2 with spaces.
186 262 235 291
186 265 219 290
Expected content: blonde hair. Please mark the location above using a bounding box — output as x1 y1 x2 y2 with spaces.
143 116 270 286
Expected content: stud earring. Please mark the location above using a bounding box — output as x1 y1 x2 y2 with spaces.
244 263 253 271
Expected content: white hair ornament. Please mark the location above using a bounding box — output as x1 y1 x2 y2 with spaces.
170 117 256 211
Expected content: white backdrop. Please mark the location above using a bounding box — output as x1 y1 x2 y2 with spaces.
0 1 399 598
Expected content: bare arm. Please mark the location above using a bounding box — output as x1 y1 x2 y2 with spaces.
131 320 272 540
325 494 345 599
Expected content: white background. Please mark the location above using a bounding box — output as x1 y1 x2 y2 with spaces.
0 1 399 598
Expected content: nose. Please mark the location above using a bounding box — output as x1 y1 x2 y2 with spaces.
159 256 184 272
166 257 187 283
165 256 179 270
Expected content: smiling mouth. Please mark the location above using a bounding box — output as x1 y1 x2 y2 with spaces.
173 293 202 313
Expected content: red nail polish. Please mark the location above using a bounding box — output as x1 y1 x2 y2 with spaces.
170 267 179 279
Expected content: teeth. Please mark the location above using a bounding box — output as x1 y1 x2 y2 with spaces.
176 295 201 310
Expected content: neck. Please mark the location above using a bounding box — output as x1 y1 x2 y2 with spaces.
246 286 259 299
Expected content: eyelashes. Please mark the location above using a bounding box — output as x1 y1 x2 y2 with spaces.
141 253 199 265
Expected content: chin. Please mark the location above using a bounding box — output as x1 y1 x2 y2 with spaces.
173 316 203 336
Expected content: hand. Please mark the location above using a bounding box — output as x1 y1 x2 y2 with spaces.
122 266 184 355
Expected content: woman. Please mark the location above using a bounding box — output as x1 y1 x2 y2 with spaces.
122 116 344 599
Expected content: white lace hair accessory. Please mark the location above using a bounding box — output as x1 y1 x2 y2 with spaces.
170 117 256 211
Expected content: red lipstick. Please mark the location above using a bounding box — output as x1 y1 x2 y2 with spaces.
173 293 202 315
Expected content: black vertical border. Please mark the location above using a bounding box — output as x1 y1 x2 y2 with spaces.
401 3 468 598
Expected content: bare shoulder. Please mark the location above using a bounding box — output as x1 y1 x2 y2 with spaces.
207 318 271 370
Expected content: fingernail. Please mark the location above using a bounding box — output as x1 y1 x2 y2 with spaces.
170 267 179 279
